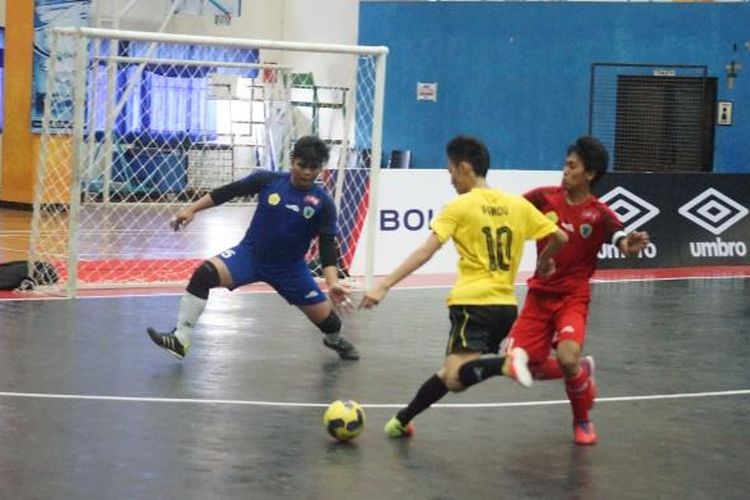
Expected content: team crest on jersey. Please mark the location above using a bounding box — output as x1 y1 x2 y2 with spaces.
545 211 559 223
304 194 320 206
268 193 281 206
580 224 593 238
303 206 316 219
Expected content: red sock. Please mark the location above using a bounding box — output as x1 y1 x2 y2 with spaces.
531 357 565 380
565 367 594 422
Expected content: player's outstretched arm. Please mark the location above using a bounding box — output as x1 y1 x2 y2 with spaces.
359 233 442 309
318 234 353 310
323 265 353 311
618 230 650 257
174 173 269 230
170 193 215 231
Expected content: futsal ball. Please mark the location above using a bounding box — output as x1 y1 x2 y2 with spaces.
323 400 365 442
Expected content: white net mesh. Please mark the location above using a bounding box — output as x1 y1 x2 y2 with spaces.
29 29 386 295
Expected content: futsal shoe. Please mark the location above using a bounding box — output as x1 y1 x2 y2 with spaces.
506 347 533 388
384 417 415 438
323 336 360 361
581 355 597 408
573 420 598 445
147 327 189 360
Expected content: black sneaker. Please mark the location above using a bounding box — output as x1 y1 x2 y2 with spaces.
147 327 188 360
323 336 360 361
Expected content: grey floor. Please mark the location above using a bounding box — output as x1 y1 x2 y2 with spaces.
0 278 749 500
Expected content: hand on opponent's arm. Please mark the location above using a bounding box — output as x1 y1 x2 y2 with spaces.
535 229 568 278
359 233 442 309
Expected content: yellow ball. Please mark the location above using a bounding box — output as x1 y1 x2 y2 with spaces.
323 400 365 442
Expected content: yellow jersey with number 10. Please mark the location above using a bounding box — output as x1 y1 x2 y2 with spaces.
430 187 558 306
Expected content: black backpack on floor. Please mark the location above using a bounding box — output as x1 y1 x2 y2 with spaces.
0 261 59 291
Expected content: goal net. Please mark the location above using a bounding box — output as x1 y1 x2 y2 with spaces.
28 28 387 296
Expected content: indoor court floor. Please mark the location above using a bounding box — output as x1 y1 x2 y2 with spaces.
0 273 748 499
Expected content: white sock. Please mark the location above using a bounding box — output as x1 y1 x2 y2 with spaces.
174 292 207 346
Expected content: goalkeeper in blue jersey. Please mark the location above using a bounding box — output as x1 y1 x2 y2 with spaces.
147 136 359 361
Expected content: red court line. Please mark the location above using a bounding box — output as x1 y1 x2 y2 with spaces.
377 266 750 288
1 265 748 300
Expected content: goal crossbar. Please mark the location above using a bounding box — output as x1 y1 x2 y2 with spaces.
55 27 389 57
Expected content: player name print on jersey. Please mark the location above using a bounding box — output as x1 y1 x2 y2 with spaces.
481 205 509 217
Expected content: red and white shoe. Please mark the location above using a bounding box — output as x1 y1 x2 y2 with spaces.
506 347 533 388
581 355 596 408
573 420 598 445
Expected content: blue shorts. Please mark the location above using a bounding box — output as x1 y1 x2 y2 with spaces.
217 243 326 306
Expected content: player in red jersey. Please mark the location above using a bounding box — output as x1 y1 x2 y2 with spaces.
505 136 650 445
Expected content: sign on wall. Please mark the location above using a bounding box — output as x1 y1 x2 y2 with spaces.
595 173 749 268
417 82 438 102
349 170 750 276
31 0 91 133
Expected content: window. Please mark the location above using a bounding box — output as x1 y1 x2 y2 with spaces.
86 41 258 143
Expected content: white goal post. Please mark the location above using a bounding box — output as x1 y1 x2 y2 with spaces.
28 27 387 296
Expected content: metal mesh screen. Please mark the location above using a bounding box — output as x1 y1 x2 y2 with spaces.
589 63 714 173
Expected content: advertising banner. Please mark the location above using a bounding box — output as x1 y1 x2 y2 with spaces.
350 170 749 276
349 169 561 275
31 0 91 132
594 173 750 268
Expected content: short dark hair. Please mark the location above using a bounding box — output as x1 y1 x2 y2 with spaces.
446 135 490 177
292 136 329 168
567 136 609 186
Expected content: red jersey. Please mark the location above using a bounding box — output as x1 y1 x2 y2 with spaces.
525 186 624 295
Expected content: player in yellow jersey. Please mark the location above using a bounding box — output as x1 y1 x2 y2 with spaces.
360 135 568 438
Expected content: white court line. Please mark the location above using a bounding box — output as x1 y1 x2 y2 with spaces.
0 389 748 409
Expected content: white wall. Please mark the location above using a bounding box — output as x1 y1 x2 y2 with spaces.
92 1 359 45
92 0 283 37
92 1 362 87
0 0 5 26
280 0 360 89
282 0 358 46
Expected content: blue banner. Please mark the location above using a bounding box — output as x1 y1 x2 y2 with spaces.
31 0 91 133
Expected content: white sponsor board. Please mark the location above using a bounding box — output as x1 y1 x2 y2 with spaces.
349 169 562 276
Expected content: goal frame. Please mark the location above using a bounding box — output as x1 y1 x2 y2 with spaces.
30 27 388 296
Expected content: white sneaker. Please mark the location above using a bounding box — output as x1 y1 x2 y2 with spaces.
507 347 533 388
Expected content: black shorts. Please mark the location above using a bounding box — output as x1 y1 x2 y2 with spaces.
447 305 518 355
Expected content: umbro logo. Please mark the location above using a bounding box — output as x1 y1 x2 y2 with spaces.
678 188 748 236
599 187 660 233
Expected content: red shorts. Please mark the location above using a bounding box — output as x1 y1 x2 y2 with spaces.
505 289 590 365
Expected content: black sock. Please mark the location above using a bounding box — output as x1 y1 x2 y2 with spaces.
396 374 448 425
457 356 504 388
